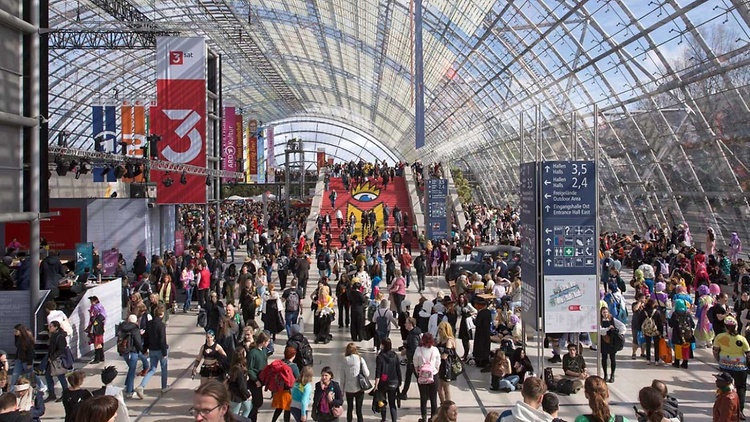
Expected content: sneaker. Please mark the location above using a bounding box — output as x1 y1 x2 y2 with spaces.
647 361 653 365
589 344 597 351
630 354 637 360
547 355 562 364
43 395 57 403
38 385 48 394
398 393 408 400
135 386 144 400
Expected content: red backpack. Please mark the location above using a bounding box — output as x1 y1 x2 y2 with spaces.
258 360 295 393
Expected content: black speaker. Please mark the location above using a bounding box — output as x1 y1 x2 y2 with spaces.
130 183 147 198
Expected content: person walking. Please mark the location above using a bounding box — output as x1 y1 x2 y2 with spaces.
116 314 142 400
414 252 427 293
340 343 370 422
713 372 741 422
436 321 457 402
399 317 422 400
290 366 314 422
413 333 441 422
182 263 196 313
312 367 344 422
573 376 629 422
191 330 228 385
599 307 627 383
375 339 401 422
86 296 106 364
43 320 70 403
11 324 37 388
228 348 252 418
247 332 270 422
668 299 696 368
282 279 304 337
348 280 368 342
135 304 169 399
713 315 750 416
641 298 664 366
371 300 398 352
61 371 92 422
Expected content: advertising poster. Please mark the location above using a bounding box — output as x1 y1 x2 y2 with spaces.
101 248 119 277
174 230 184 256
235 115 243 176
75 242 94 275
247 127 258 182
317 148 326 171
267 126 275 170
152 37 207 204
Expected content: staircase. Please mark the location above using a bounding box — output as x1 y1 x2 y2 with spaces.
316 175 417 250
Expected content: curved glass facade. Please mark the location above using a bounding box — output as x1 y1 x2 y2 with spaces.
47 0 750 244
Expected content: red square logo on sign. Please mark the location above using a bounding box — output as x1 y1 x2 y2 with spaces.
169 51 183 65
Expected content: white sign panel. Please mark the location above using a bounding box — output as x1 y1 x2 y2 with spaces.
543 274 598 333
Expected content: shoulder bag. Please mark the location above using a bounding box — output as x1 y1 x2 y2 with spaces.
356 357 373 391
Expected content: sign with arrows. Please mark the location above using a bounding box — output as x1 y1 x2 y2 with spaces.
519 162 541 330
541 160 598 333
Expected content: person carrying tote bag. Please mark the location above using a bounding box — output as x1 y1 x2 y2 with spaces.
340 343 370 422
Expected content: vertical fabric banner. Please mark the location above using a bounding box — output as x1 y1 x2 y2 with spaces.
222 106 237 183
101 248 119 277
92 103 103 147
317 148 326 171
153 37 207 204
257 134 266 183
235 114 243 178
267 126 275 170
247 127 258 182
104 102 117 153
174 230 184 256
92 101 117 152
75 242 94 275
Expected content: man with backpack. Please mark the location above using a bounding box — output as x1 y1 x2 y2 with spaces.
371 299 398 353
117 314 143 400
414 252 427 293
282 279 304 337
286 324 314 369
261 346 299 422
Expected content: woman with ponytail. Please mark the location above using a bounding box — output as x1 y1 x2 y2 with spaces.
574 376 629 422
638 386 679 422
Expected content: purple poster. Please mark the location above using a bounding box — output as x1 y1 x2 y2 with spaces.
101 248 119 277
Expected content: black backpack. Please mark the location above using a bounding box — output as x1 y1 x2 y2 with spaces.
375 309 390 338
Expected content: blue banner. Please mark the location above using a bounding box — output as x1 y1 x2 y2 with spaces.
75 242 94 276
425 178 448 241
519 162 541 330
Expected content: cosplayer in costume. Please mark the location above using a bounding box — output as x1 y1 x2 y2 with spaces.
695 284 715 348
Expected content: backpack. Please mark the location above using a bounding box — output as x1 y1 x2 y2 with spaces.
277 256 289 272
677 313 694 341
416 348 437 384
296 339 314 367
286 290 300 312
641 311 660 337
543 367 557 392
375 309 390 338
658 260 670 276
197 308 207 328
258 360 295 393
556 378 577 396
116 330 131 355
605 293 628 323
317 254 328 271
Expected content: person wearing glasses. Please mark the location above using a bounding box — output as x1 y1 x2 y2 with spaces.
191 379 250 422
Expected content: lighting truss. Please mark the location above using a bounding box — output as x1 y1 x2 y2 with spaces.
48 145 243 179
47 29 179 49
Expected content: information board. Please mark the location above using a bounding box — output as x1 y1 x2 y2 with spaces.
519 162 541 330
425 178 449 241
541 161 598 333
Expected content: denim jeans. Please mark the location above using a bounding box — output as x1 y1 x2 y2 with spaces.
124 352 139 393
139 350 168 390
491 374 520 390
403 271 411 288
231 399 253 418
11 360 43 389
285 311 299 337
184 286 193 311
138 352 150 372
44 362 68 396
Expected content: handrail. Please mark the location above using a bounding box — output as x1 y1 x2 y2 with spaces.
33 290 51 337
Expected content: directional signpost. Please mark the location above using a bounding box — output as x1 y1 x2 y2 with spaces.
425 178 449 241
519 162 541 330
540 161 598 333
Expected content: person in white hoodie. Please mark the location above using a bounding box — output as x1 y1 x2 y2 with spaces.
339 343 370 422
497 377 553 422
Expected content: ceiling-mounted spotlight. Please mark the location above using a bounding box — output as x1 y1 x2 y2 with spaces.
55 157 68 176
110 192 118 198
68 159 78 172
162 172 174 187
131 164 143 178
79 160 92 174
101 164 112 176
124 163 135 178
205 176 211 186
180 171 187 185
118 141 128 156
114 163 126 179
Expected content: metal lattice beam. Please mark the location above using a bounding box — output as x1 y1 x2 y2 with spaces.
87 0 162 45
47 30 178 49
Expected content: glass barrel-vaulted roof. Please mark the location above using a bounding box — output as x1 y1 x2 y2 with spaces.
48 0 750 245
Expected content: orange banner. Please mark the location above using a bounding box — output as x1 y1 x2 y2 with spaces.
317 149 326 171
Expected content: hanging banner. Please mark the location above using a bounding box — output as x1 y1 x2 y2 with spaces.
174 230 184 256
267 126 275 170
222 106 237 183
92 101 117 153
235 115 244 177
317 148 326 171
101 248 119 277
153 37 207 204
257 134 266 183
247 127 258 182
75 242 94 275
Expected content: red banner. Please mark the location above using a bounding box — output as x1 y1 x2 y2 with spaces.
317 149 326 171
174 230 184 256
153 37 207 204
5 207 82 250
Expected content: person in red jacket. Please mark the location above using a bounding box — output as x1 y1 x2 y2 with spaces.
198 260 212 309
714 371 741 422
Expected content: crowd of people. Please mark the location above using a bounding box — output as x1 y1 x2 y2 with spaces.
1 157 747 422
